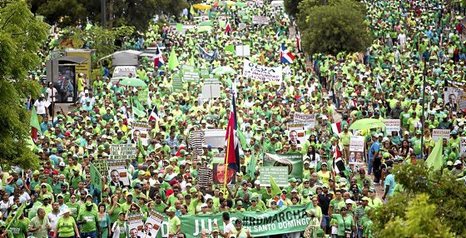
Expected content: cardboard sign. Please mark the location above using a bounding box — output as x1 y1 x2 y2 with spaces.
145 211 164 238
293 113 316 128
128 213 145 238
131 121 151 146
384 119 401 134
432 129 450 142
203 129 226 148
243 60 282 83
286 123 306 144
263 153 303 180
236 45 251 57
349 136 365 165
110 144 137 160
198 166 213 187
108 160 129 186
444 87 462 106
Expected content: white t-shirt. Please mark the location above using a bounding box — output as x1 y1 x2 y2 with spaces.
46 87 57 103
34 100 47 115
224 222 235 235
47 211 62 231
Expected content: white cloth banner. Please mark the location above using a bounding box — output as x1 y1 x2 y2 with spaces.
242 60 282 83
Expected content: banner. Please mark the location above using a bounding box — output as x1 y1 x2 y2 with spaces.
252 15 270 25
131 122 151 146
198 166 213 187
203 129 226 148
212 163 236 185
109 144 137 160
93 160 109 177
349 136 365 165
180 205 312 237
236 45 251 57
243 60 282 83
90 163 102 197
384 119 401 134
259 166 289 187
263 153 303 180
432 129 450 142
293 113 316 128
182 65 200 82
128 213 145 238
444 87 462 107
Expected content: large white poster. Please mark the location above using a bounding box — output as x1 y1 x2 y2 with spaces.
242 60 282 83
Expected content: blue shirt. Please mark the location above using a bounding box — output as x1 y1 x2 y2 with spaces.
368 141 380 160
384 174 396 196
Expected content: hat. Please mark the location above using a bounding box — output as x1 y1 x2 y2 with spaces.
454 160 462 166
361 197 370 201
345 199 354 204
59 161 66 167
62 208 71 214
291 189 298 193
236 201 243 206
446 161 454 166
289 178 297 183
167 207 176 212
201 203 208 208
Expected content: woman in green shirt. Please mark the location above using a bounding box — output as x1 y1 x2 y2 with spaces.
97 204 111 238
55 209 79 238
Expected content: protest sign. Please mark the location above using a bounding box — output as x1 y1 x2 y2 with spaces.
213 163 236 185
461 137 466 156
93 160 109 177
180 205 312 237
182 65 200 82
259 166 289 187
243 60 283 83
172 75 183 92
110 144 137 160
236 45 251 57
108 160 129 186
188 130 205 157
444 87 462 107
252 16 270 25
198 166 213 187
90 163 102 197
145 211 164 238
459 92 466 110
286 123 306 144
384 119 401 134
263 153 303 180
128 213 145 238
349 136 365 165
132 121 151 146
201 79 222 101
432 129 450 142
293 113 316 128
203 129 226 148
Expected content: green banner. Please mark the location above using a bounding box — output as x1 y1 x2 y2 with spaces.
180 205 311 237
263 153 304 180
90 163 102 197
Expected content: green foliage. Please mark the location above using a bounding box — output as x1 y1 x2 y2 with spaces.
59 25 135 63
29 0 188 31
377 194 453 238
370 163 466 237
0 1 48 169
297 0 371 56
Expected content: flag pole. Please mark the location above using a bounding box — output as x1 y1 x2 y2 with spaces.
223 123 231 191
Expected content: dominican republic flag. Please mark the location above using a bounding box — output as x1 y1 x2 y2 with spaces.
148 104 159 121
296 31 302 52
331 121 342 135
225 21 232 34
224 93 240 173
280 43 295 64
153 46 164 68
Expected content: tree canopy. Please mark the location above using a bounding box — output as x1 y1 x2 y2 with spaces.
0 1 48 169
296 0 371 56
370 163 466 237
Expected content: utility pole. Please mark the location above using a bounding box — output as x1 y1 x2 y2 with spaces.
101 0 107 27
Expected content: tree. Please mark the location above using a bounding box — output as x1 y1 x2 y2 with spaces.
284 0 303 17
296 0 371 56
376 194 453 238
0 1 48 169
370 163 466 237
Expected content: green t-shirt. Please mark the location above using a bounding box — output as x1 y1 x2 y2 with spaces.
9 218 28 238
78 209 98 233
168 216 181 235
56 216 76 238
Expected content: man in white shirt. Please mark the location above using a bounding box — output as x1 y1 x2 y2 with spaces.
47 202 62 232
46 82 57 116
34 95 48 119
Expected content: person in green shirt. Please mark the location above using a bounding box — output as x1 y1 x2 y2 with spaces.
8 212 28 238
111 212 128 238
166 207 181 236
55 208 79 238
77 201 99 238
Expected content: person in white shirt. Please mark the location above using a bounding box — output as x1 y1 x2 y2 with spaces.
34 95 48 119
47 202 62 232
46 83 57 116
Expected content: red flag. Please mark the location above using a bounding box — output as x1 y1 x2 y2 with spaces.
225 22 232 34
296 31 302 52
331 121 341 135
224 94 240 172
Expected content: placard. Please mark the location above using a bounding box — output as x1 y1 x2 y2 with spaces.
236 45 251 57
131 122 151 146
444 87 462 107
252 16 270 25
286 123 306 144
242 60 282 83
293 113 316 128
203 129 226 148
93 160 109 177
108 160 129 186
188 130 205 157
145 211 164 238
259 166 288 187
110 144 137 160
432 129 450 142
128 213 145 238
384 119 401 134
213 163 236 184
198 167 213 187
349 136 365 165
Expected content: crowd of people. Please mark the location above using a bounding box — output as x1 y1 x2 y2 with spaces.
2 0 466 237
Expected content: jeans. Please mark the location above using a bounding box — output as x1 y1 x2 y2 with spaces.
81 231 97 238
367 157 373 175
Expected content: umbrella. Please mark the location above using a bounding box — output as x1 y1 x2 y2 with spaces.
199 20 213 26
119 77 147 88
193 4 212 10
212 66 237 76
349 118 385 130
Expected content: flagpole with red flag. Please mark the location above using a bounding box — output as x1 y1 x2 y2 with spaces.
223 93 240 189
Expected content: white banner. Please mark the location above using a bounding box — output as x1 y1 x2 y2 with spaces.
236 45 250 57
432 129 450 142
293 113 316 128
286 123 306 144
131 121 151 146
243 60 282 83
384 119 401 134
252 16 270 25
349 136 365 165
